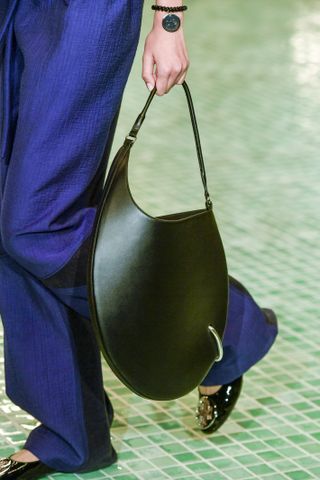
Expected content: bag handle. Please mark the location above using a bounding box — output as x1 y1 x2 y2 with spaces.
124 81 213 210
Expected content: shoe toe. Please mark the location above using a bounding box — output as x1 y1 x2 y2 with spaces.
195 375 243 433
0 457 56 479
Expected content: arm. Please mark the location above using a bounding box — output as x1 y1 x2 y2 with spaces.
142 0 190 96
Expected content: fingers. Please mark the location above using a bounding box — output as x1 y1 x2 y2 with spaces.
176 48 190 86
155 58 190 96
176 65 189 85
156 64 181 95
176 71 187 85
142 50 156 91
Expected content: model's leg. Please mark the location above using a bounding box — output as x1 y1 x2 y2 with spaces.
2 0 144 278
0 0 144 473
195 276 278 432
0 253 117 473
200 275 278 387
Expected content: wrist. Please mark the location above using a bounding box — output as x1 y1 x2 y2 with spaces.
152 12 184 31
152 2 185 31
155 0 183 5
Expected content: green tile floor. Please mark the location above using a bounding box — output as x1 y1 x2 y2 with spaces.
0 0 319 479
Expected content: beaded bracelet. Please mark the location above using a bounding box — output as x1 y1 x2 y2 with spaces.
151 5 188 12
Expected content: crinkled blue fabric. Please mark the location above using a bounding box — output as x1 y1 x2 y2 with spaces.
1 0 144 278
0 0 144 473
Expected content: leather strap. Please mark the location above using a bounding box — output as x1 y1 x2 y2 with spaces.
125 81 213 210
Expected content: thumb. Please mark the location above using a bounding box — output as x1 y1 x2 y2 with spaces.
142 52 155 91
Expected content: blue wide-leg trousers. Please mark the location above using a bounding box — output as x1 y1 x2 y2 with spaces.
0 0 144 473
0 0 278 473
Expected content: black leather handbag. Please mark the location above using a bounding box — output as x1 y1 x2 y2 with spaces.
87 80 229 401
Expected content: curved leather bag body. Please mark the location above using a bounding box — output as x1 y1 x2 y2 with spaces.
87 81 229 400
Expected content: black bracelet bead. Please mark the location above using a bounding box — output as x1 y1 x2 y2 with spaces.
151 5 188 12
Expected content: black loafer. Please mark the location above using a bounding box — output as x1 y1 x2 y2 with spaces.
0 457 56 479
195 375 243 433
